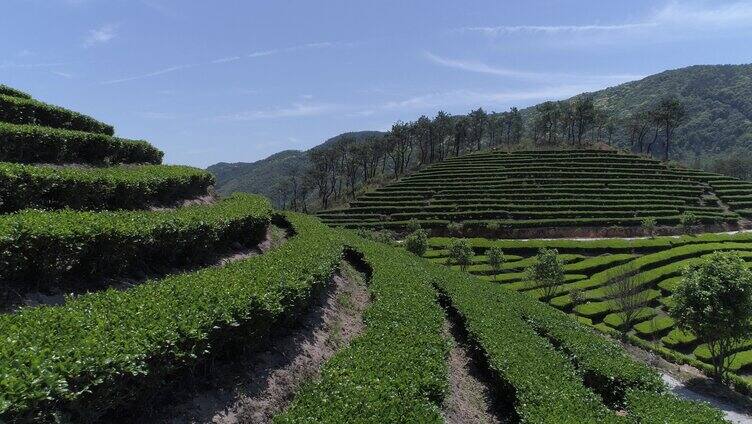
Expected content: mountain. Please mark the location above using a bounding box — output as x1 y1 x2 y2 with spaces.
566 64 752 158
208 131 384 203
208 64 752 202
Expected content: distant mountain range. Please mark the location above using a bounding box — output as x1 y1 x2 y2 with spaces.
208 131 384 201
208 64 752 203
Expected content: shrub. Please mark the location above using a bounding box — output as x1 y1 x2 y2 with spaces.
569 287 585 307
670 251 752 382
641 216 657 237
447 221 464 236
447 239 473 271
406 218 421 232
404 229 428 256
487 246 505 281
679 211 698 230
485 220 500 233
526 248 565 299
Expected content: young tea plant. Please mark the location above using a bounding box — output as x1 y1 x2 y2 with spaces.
486 247 505 282
447 238 473 271
404 228 428 256
526 248 565 300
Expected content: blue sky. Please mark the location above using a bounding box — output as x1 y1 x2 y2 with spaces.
2 0 752 167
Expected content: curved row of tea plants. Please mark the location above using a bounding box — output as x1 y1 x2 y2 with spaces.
435 266 726 423
0 94 113 135
319 149 752 231
426 231 752 393
0 212 340 421
0 162 213 212
0 193 271 286
0 122 162 165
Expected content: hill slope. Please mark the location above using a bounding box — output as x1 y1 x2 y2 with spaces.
208 64 752 204
208 130 384 203
558 64 752 157
318 149 752 235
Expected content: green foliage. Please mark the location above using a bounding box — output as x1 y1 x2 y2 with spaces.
0 122 162 165
526 248 565 299
0 194 272 286
354 228 396 245
0 163 213 213
670 251 752 380
447 238 473 270
277 229 447 423
486 246 505 281
0 94 114 135
0 213 341 421
404 228 428 256
641 216 657 237
0 85 31 99
679 211 698 228
446 221 464 236
405 218 421 232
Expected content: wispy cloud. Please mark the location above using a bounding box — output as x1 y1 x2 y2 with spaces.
460 1 752 38
215 102 338 121
101 42 338 85
84 23 118 48
424 52 644 83
51 70 74 78
462 23 654 36
0 61 68 69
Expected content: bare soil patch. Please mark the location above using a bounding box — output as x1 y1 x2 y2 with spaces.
118 259 370 424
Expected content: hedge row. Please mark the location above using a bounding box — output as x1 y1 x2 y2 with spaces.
0 122 162 165
435 271 725 422
276 231 448 422
0 212 339 421
0 193 272 286
0 163 213 213
0 85 31 99
0 94 114 135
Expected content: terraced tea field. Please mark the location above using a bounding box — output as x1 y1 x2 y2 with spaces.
319 149 752 232
0 85 733 422
426 232 752 390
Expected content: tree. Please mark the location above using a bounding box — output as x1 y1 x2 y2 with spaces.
453 117 469 157
447 239 473 271
433 111 452 161
604 265 651 338
652 97 687 161
527 248 565 299
641 216 657 237
404 228 428 256
487 247 505 282
627 110 652 154
573 96 596 144
468 108 488 151
670 251 752 381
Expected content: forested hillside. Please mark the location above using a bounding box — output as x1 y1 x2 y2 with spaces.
208 64 752 210
208 131 383 205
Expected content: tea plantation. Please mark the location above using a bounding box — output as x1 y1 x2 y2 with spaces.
425 232 752 394
0 85 730 422
318 149 752 231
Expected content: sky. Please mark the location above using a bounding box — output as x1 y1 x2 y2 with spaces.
2 1 752 167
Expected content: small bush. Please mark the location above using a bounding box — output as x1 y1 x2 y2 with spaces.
406 218 421 232
404 229 428 256
641 216 657 237
679 211 698 230
485 221 500 233
447 239 473 271
447 221 464 236
487 247 505 281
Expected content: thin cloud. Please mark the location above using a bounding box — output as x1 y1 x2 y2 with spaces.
424 52 644 82
101 42 339 85
51 71 74 78
462 23 654 36
460 1 752 38
215 102 338 121
84 23 118 48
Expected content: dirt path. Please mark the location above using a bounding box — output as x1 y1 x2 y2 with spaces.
619 340 752 423
442 318 509 424
125 260 370 424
